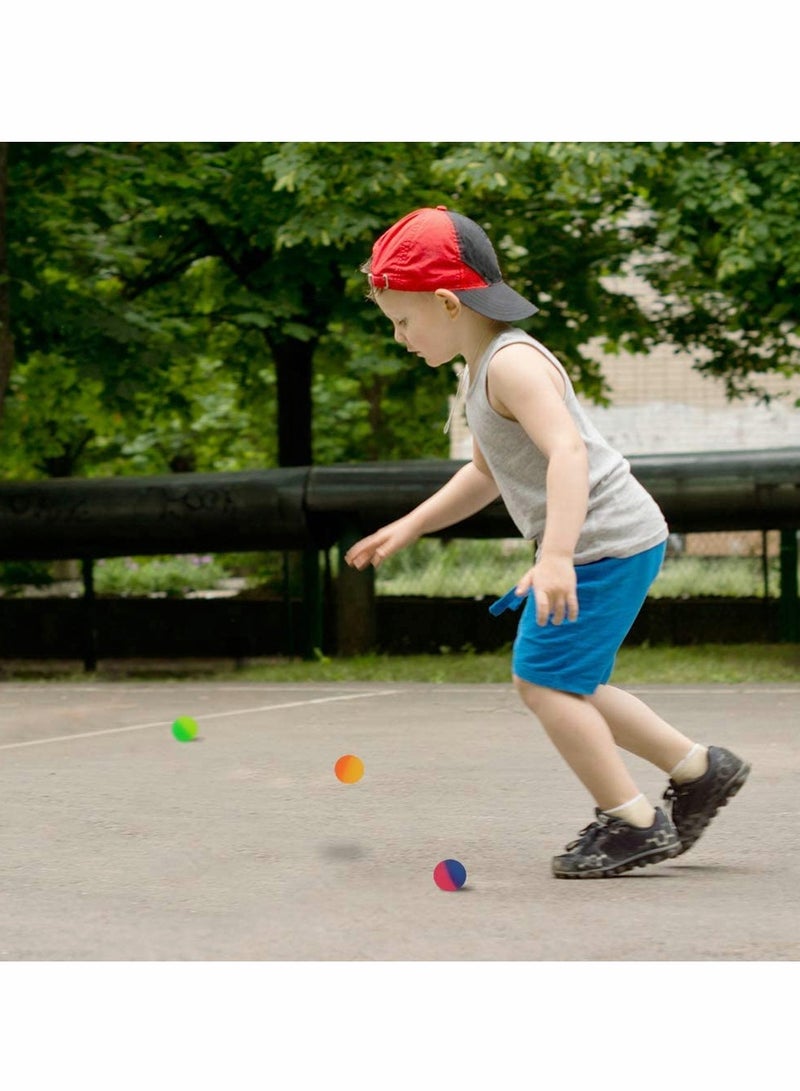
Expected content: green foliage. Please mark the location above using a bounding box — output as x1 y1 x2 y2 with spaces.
626 142 800 399
0 352 105 476
212 550 287 593
2 142 798 481
312 320 452 463
93 554 228 596
0 558 53 591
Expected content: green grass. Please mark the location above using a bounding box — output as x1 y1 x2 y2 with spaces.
612 643 800 684
649 555 779 599
222 644 800 685
5 643 795 685
371 540 781 599
5 544 782 601
94 555 229 596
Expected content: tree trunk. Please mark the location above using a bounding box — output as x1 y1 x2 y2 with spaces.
270 335 314 467
0 142 13 423
266 334 318 658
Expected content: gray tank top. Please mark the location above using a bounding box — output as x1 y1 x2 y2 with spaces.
465 328 668 564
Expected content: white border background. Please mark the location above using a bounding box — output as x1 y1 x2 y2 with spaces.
2 5 796 1081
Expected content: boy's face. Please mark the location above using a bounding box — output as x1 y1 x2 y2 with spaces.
373 289 458 369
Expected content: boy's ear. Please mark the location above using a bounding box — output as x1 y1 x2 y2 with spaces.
434 288 461 317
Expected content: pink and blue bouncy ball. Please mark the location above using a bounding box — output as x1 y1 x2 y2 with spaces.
433 859 467 891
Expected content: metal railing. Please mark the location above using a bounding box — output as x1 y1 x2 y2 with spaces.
0 448 798 664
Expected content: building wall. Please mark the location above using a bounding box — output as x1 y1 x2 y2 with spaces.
575 340 800 457
448 342 800 460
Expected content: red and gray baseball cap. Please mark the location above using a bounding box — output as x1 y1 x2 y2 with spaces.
366 206 538 321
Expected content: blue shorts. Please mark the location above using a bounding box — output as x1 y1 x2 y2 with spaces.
489 541 666 696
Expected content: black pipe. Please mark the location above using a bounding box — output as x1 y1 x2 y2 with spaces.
0 450 797 561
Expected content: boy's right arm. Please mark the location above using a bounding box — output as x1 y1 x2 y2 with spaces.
344 454 500 571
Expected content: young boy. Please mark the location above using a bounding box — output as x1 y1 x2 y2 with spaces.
345 205 750 879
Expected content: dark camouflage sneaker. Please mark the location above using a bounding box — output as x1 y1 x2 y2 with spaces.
552 807 681 879
663 745 750 856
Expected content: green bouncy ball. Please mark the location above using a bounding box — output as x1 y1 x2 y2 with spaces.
171 715 199 742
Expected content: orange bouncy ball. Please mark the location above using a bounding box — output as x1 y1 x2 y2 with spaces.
334 754 364 783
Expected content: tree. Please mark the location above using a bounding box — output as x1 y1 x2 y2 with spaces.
0 142 13 422
1 144 224 475
628 142 800 400
3 142 797 483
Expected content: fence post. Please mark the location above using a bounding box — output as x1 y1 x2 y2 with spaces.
335 527 376 656
778 529 799 642
81 557 98 672
301 548 324 659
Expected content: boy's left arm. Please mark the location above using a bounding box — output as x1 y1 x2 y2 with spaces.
488 344 589 626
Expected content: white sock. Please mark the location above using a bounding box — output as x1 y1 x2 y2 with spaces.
603 793 656 828
670 744 709 784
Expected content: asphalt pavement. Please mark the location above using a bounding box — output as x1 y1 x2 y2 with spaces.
0 679 797 961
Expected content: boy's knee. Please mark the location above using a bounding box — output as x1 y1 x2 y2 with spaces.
512 672 528 696
513 673 548 712
513 675 582 717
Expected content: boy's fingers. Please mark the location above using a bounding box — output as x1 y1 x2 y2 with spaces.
534 589 579 626
346 537 392 570
535 590 550 626
345 546 370 569
514 570 535 597
346 534 382 564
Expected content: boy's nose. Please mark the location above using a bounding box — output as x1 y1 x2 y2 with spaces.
394 327 406 345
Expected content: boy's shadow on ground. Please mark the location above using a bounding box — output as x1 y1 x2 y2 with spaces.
318 840 368 861
624 864 756 877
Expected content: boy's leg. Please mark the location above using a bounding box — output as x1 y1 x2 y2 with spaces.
513 678 645 811
514 676 681 879
588 683 750 856
587 684 704 775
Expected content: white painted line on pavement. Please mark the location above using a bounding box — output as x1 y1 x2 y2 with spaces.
629 687 800 695
0 690 401 752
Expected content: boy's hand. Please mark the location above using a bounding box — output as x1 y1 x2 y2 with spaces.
344 519 419 571
515 555 578 626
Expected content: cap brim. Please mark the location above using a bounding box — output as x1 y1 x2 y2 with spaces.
453 283 538 321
